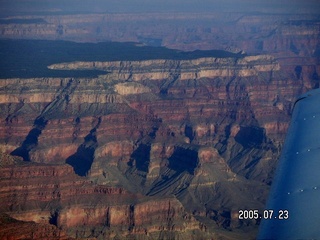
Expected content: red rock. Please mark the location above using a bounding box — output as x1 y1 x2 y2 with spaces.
0 10 319 240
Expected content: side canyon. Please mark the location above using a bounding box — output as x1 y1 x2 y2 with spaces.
0 9 319 240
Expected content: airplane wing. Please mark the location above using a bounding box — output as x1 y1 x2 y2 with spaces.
258 88 320 239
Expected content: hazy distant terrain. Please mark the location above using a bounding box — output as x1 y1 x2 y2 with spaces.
0 0 319 14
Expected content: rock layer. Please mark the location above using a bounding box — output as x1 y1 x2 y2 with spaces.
0 10 319 240
0 50 316 239
0 157 203 239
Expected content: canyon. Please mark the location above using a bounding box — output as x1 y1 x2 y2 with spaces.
0 8 319 240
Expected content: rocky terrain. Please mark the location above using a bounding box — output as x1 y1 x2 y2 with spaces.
0 11 319 54
0 8 319 240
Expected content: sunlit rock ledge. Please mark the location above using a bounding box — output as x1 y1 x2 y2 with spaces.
47 55 280 81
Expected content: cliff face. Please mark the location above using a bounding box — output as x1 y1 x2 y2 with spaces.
0 155 202 239
0 213 73 240
0 47 318 239
0 9 319 240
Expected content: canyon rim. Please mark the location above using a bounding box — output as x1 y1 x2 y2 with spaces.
0 1 320 239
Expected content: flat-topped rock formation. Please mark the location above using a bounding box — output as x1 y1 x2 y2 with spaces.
0 8 319 240
0 44 317 238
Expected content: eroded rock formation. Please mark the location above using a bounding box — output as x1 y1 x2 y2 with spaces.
0 48 318 239
0 9 319 240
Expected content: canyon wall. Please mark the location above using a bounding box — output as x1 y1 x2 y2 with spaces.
0 10 319 240
0 156 202 239
0 51 318 239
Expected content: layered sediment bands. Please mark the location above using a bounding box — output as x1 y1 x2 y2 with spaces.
0 8 319 239
0 213 73 240
0 44 319 238
48 55 280 80
0 160 202 239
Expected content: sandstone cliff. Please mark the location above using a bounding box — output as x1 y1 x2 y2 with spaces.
0 155 203 239
1 48 317 239
0 9 319 240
